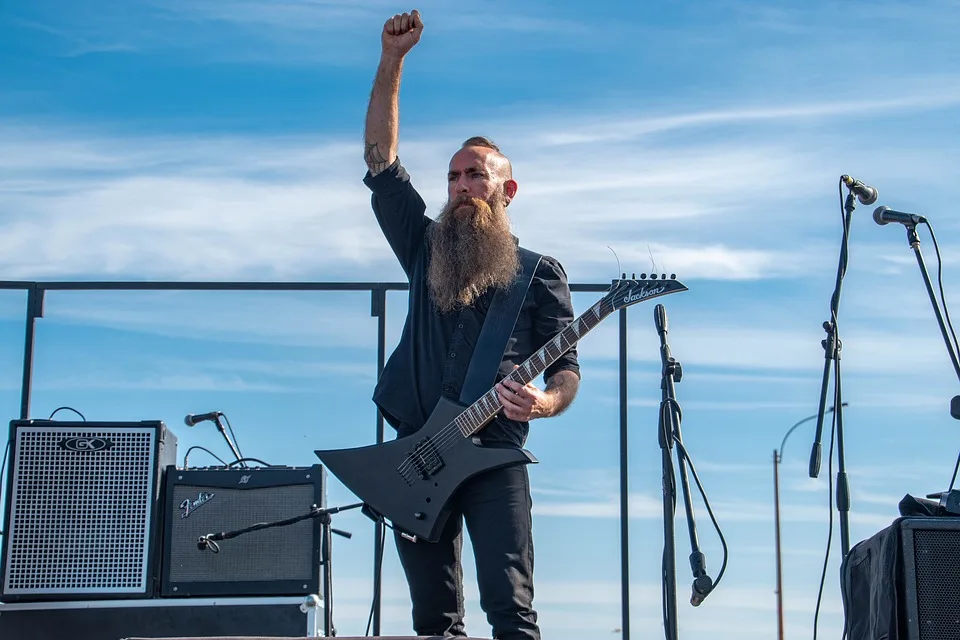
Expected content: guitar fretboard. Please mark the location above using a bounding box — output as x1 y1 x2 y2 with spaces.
454 297 610 438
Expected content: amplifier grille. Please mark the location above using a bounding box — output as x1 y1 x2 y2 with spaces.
3 426 158 596
167 484 316 584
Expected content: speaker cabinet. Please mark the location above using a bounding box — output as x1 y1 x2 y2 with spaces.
0 419 177 603
900 517 960 640
160 465 326 598
843 516 960 640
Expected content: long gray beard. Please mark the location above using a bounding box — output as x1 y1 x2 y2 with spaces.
426 194 519 314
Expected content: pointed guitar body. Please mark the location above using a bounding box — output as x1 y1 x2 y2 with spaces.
316 275 688 543
316 395 535 542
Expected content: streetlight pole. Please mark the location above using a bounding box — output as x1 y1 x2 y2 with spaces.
773 403 847 640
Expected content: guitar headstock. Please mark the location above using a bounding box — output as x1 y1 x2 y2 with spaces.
605 273 689 313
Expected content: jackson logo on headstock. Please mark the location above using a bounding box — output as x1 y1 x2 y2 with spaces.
623 283 667 304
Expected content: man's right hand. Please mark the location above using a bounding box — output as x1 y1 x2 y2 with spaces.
381 10 423 59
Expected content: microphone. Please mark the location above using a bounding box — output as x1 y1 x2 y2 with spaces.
655 303 668 335
184 411 223 427
841 175 879 205
690 575 714 607
873 205 927 226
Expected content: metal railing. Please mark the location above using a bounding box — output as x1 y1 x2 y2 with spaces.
0 278 636 639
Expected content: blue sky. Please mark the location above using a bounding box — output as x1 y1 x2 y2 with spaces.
2 0 960 638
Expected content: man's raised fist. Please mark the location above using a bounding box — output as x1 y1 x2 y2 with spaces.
382 9 423 58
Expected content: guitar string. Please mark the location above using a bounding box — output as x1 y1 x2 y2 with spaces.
396 296 614 478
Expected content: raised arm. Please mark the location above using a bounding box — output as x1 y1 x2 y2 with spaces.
364 10 423 176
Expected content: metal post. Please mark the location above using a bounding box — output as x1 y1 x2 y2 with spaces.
775 403 844 639
371 287 387 636
19 286 44 419
773 449 784 640
619 306 630 640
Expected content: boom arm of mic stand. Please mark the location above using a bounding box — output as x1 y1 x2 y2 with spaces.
903 224 960 415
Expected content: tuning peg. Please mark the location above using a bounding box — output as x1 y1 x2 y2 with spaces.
670 274 677 280
639 273 646 279
621 272 626 279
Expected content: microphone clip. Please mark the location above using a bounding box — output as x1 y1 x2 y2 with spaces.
690 574 714 607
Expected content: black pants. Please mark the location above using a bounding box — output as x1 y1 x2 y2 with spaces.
394 463 539 639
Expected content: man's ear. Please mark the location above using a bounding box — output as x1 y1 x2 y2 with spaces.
503 179 519 206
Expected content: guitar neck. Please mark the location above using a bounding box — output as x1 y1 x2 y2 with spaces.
456 299 608 438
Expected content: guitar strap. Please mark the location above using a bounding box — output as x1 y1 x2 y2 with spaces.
459 246 542 406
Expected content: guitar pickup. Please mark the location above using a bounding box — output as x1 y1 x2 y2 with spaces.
410 437 444 479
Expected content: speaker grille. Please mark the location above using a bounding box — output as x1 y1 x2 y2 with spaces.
912 529 960 639
168 484 315 584
3 426 159 596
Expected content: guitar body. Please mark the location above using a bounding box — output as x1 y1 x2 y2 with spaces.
315 395 535 543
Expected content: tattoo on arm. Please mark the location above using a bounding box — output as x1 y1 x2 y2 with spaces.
364 141 390 174
544 371 580 417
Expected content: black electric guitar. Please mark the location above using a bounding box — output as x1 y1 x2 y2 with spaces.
315 274 688 542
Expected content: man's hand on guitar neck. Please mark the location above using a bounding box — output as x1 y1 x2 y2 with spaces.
496 367 579 422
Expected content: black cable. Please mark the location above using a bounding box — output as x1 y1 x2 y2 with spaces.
925 221 960 359
672 437 729 591
949 450 960 494
226 457 274 468
221 413 245 462
365 518 388 637
183 446 229 468
0 439 9 537
812 179 848 640
813 381 840 640
48 406 86 420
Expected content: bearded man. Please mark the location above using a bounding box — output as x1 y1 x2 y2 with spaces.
361 9 581 640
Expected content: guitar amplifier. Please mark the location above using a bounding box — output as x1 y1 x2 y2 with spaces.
842 516 960 640
160 464 326 598
0 419 177 602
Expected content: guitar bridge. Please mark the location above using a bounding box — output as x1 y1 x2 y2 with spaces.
410 437 444 480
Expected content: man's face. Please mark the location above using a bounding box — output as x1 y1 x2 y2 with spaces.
446 146 514 213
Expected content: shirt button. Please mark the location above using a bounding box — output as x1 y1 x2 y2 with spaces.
458 323 464 329
443 385 452 393
449 352 456 358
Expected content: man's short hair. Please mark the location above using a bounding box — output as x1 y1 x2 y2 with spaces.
461 136 502 153
461 136 512 179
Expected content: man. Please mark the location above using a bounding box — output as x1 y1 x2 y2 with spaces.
361 9 581 640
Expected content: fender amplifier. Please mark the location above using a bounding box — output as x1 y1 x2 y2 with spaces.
160 464 326 598
0 419 177 602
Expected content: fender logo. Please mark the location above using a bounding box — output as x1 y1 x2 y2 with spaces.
179 492 215 519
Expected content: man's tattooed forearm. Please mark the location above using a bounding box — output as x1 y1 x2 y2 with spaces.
364 141 389 173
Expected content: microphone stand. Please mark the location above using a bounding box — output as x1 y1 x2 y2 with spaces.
900 223 960 408
656 304 712 640
212 414 247 468
196 501 361 637
808 188 855 558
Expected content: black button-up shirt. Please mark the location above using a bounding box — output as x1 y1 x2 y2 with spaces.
364 159 580 448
